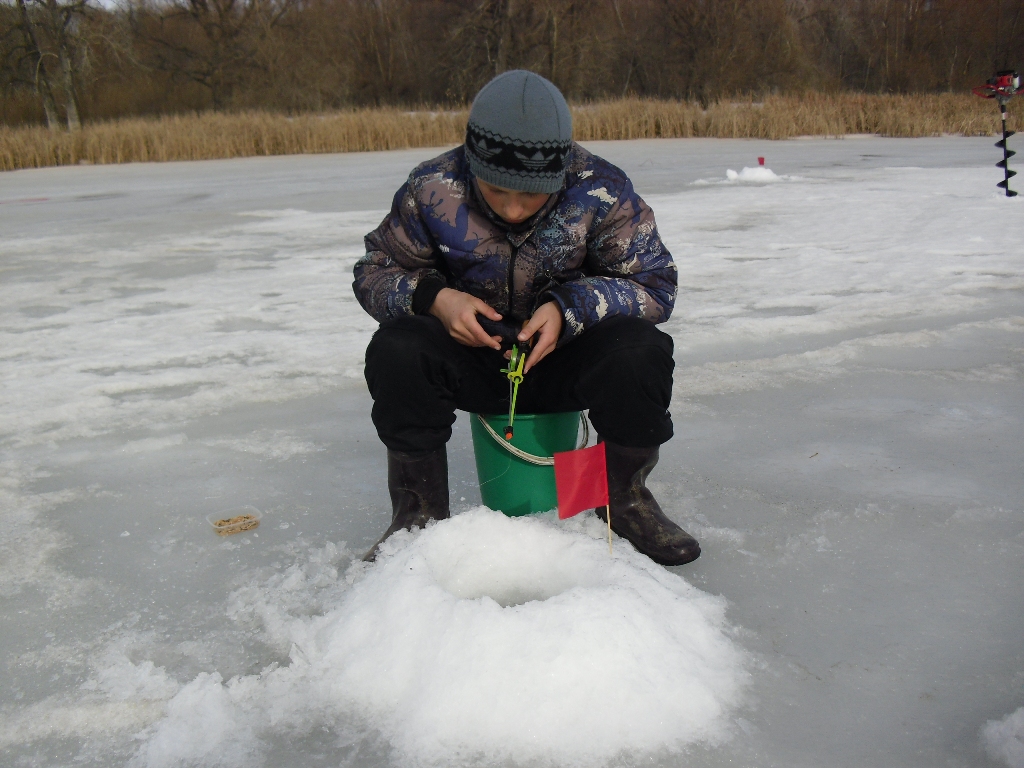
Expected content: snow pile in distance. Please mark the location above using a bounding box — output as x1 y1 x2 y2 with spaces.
726 166 783 183
984 707 1024 768
136 508 749 767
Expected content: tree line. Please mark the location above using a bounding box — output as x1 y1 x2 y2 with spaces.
2 0 1023 129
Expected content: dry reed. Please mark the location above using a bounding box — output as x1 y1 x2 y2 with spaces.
0 93 1009 172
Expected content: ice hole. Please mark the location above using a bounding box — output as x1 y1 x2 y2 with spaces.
426 529 588 608
433 564 569 607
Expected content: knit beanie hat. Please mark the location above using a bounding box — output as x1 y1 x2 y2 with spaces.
465 70 573 194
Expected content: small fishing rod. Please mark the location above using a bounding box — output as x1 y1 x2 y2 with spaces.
499 344 526 441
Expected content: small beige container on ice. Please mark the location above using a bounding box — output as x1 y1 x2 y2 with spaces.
207 506 261 535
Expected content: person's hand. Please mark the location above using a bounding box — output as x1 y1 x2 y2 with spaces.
519 301 563 373
429 288 503 350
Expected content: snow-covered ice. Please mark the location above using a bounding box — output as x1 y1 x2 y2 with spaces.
2 136 1023 767
725 166 784 182
985 707 1024 768
137 508 747 768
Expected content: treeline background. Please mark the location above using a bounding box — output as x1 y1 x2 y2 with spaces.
2 0 1023 130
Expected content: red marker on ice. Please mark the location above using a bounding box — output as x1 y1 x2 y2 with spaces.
758 157 765 166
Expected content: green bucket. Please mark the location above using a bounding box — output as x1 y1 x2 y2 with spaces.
470 411 586 516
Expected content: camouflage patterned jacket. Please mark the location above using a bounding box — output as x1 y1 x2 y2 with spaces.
353 143 676 343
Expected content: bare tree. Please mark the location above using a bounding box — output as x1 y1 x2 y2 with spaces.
131 0 296 109
607 0 647 96
993 0 1024 70
5 0 88 128
443 0 534 99
341 0 414 104
1 1 56 125
5 0 1024 127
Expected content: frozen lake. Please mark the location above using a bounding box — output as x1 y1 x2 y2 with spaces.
2 136 1023 767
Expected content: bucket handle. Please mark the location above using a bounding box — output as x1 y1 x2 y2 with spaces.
474 413 590 466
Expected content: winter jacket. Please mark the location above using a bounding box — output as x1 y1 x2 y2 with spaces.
353 143 676 343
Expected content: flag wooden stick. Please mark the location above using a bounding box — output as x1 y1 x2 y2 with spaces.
606 504 612 555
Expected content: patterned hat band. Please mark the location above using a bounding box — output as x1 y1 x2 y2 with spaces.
466 122 571 194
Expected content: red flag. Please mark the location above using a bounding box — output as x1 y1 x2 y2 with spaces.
554 442 609 520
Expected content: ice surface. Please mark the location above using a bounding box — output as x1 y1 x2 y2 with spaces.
2 136 1023 768
985 707 1024 768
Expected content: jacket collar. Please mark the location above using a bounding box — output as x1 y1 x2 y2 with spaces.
468 176 563 247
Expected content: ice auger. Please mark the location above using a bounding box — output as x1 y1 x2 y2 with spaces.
499 344 526 441
973 70 1022 197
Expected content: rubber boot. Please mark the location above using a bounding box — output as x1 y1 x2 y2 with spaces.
597 441 701 566
362 448 450 562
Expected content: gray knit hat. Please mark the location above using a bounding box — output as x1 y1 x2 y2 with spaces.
465 70 573 194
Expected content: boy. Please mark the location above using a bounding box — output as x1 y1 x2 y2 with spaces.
353 70 700 566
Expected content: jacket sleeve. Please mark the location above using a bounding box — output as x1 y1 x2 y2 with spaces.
543 178 677 342
353 180 448 322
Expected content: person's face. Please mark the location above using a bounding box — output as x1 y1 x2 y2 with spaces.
475 179 551 225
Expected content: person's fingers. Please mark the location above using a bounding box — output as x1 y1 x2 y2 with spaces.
471 296 502 322
462 312 502 349
450 322 480 347
524 325 558 373
518 314 541 343
450 326 473 346
446 312 476 346
432 289 503 347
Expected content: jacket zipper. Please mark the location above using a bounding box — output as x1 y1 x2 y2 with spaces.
507 242 518 316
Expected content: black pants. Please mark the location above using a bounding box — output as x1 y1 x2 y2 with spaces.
364 314 674 453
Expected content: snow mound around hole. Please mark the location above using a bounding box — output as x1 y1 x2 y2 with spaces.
983 707 1024 768
726 166 783 183
134 507 749 767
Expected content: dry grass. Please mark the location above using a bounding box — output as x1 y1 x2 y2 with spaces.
574 92 1005 140
0 108 468 172
0 93 1009 172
